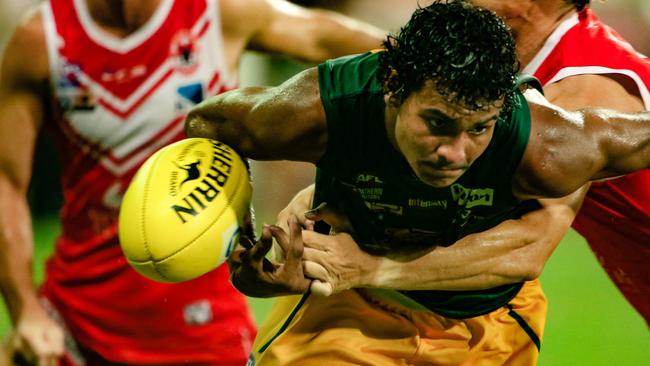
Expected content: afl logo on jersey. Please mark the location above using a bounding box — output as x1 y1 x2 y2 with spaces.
170 30 199 74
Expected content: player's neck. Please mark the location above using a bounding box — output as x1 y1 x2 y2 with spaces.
511 5 576 68
85 0 162 37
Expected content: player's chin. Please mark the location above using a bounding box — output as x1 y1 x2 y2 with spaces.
415 166 464 188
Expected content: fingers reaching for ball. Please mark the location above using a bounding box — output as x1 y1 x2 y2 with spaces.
228 218 312 298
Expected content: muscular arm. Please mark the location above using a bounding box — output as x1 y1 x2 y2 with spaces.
295 74 646 294
291 184 584 293
221 0 385 65
0 9 46 326
185 67 327 162
368 190 585 291
0 9 65 363
514 79 649 200
376 74 646 291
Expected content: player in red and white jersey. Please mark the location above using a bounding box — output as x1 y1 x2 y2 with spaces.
517 1 650 325
0 0 385 365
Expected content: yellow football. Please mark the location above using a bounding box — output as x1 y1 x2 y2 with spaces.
118 138 252 283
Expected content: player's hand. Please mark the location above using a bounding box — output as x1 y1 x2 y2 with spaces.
276 184 317 232
7 305 64 366
302 230 381 296
304 201 354 234
273 185 317 262
228 217 311 297
299 201 377 296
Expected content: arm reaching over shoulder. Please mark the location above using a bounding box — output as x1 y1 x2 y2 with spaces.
514 88 650 200
184 67 327 162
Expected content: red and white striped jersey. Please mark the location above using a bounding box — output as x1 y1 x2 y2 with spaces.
39 0 255 363
524 8 650 324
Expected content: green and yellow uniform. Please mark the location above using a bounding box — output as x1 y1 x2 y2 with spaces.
249 52 546 366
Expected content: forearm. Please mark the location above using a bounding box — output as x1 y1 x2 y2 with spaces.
374 224 550 290
0 178 39 323
371 194 582 291
250 2 385 64
302 9 385 61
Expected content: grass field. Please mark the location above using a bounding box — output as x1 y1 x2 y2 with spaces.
1 216 648 365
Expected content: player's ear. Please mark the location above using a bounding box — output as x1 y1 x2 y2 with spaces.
383 68 402 108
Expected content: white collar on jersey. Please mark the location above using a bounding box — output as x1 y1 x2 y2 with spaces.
522 12 580 76
73 0 175 54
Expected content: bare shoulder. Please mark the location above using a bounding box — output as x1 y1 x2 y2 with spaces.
544 74 645 112
2 6 49 86
512 89 596 200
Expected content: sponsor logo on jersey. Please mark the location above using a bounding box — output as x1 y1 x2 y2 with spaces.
449 183 494 227
170 29 199 74
176 82 205 111
100 64 148 83
408 198 448 209
177 82 205 105
57 62 97 112
450 183 494 209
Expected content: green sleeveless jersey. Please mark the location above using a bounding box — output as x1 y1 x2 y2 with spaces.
315 52 542 318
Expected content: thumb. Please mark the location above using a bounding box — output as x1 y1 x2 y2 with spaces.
304 202 353 233
310 280 333 297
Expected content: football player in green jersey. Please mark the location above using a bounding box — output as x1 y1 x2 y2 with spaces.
184 1 650 364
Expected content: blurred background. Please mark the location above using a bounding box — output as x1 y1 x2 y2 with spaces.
0 0 648 365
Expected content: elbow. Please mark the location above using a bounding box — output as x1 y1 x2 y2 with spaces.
510 253 545 282
184 108 263 159
501 261 543 283
521 262 544 281
184 109 213 139
502 246 546 282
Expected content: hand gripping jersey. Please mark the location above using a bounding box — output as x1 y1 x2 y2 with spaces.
523 8 650 324
315 52 542 319
40 0 255 363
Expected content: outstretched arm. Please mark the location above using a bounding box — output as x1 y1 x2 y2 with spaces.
221 0 385 64
365 189 586 292
185 67 327 162
277 184 586 295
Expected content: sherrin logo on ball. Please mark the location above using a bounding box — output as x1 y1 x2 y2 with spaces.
118 138 252 283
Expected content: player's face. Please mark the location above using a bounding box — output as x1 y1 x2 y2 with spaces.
392 81 502 188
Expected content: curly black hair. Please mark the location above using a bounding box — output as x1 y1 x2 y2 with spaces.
567 0 590 11
379 0 519 113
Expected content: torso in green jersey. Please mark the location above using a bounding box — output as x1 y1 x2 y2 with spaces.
315 51 540 318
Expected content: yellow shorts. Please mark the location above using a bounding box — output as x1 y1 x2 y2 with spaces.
249 280 546 366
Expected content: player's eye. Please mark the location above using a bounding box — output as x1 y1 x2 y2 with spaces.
428 118 447 128
468 124 489 135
